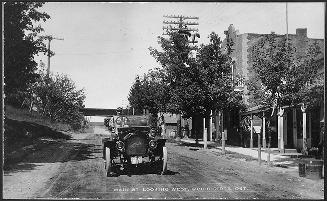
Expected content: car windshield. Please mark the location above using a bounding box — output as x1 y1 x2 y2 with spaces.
113 115 150 127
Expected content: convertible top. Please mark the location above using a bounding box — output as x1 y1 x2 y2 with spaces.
113 115 150 127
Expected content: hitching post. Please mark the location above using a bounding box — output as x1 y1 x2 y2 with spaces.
258 132 261 165
250 114 254 148
267 135 272 166
203 117 207 149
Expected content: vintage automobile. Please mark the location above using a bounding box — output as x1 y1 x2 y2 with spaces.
102 114 167 176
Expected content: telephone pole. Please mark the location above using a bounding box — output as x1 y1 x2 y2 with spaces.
45 35 64 76
162 15 200 140
162 15 200 45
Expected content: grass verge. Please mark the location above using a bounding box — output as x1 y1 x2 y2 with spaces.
4 105 73 168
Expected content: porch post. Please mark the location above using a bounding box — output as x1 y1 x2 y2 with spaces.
278 108 285 153
250 114 253 148
262 112 266 149
283 112 287 148
301 104 307 152
222 111 225 153
277 113 281 150
293 109 297 148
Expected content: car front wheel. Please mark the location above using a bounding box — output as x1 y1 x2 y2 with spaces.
105 147 112 176
161 146 168 175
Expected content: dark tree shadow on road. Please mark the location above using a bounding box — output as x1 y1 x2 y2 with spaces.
3 118 107 174
175 141 218 149
4 140 100 173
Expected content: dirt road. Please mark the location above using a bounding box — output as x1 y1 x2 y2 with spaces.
3 125 324 199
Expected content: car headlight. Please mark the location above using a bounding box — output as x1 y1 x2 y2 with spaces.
116 141 125 151
150 128 156 137
149 140 157 149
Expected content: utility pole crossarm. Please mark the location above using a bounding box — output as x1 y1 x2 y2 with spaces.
162 15 199 37
163 21 199 25
163 26 198 32
163 15 199 20
53 37 64 41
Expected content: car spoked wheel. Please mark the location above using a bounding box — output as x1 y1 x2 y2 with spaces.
161 146 168 175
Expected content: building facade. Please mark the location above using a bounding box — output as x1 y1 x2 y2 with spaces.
221 24 324 152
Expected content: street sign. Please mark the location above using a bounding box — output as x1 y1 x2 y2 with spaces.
253 116 262 126
253 126 261 133
253 116 262 133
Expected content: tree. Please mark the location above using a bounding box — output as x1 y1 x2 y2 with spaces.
128 75 144 114
248 34 324 153
31 71 86 130
248 34 323 111
149 32 242 118
128 68 170 116
4 2 50 106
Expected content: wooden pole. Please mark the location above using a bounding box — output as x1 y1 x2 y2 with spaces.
215 110 219 142
308 113 311 147
258 132 261 165
203 117 207 149
263 112 266 149
278 108 285 153
177 114 181 139
267 138 271 166
47 38 51 76
293 109 297 148
209 110 213 141
267 119 272 166
250 114 253 148
301 104 307 154
221 111 225 154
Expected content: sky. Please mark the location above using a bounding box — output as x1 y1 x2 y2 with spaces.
35 2 325 111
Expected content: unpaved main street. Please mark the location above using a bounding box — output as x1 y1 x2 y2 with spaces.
3 125 324 199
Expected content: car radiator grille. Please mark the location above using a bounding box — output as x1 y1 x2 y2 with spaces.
125 136 147 156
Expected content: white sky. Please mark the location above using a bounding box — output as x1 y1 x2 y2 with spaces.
35 2 325 111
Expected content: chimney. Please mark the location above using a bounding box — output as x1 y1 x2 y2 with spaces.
296 28 307 38
228 24 235 32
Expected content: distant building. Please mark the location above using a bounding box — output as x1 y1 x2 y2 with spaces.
222 24 324 107
221 24 324 151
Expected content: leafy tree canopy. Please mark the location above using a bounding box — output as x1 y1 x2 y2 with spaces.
129 31 243 118
248 33 323 111
4 2 50 106
30 69 86 130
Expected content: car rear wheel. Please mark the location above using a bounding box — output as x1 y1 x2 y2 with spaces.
161 146 168 175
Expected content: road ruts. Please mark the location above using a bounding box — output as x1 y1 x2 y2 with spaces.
32 126 310 199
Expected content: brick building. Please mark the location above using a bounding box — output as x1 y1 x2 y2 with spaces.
221 24 324 152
